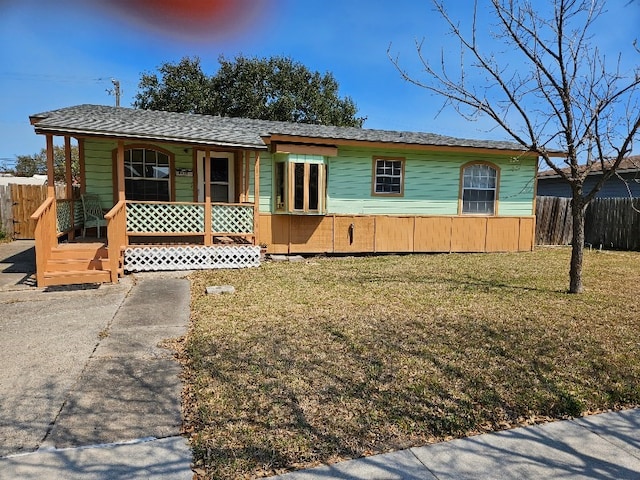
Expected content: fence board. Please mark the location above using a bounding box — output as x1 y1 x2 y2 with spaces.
3 184 70 240
536 196 640 251
0 185 12 237
11 185 48 239
536 196 572 245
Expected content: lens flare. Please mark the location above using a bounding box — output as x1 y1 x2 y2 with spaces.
104 0 272 41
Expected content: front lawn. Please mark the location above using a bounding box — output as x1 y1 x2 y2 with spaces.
182 247 640 479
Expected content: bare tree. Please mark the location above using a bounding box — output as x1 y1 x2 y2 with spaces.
389 0 640 293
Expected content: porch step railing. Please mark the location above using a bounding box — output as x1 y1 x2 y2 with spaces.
31 197 58 287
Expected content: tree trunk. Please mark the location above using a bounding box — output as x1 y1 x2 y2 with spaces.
569 197 586 294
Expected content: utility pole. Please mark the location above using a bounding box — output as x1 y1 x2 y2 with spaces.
110 78 121 107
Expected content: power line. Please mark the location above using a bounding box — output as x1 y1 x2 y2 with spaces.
0 71 137 87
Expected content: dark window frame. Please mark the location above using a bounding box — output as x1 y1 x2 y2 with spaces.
113 144 175 202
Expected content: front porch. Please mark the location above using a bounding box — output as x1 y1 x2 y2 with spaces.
31 198 261 287
27 128 264 287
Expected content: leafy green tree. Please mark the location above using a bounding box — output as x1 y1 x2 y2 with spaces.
133 57 214 114
14 146 79 182
13 153 45 177
133 55 365 127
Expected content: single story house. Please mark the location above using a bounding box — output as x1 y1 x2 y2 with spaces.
29 104 553 287
537 156 640 198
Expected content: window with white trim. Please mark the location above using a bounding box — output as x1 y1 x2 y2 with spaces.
373 157 404 195
461 163 498 214
274 155 326 214
124 148 171 201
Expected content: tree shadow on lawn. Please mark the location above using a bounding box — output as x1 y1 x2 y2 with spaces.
184 313 636 477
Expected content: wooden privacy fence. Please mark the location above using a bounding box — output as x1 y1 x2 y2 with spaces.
0 184 72 239
0 185 12 237
535 196 573 246
536 196 640 250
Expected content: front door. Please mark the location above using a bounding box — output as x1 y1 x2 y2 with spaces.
197 152 234 203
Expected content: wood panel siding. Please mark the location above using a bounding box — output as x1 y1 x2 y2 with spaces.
485 217 520 252
289 216 334 253
334 216 375 253
258 214 290 254
258 214 535 254
520 217 535 251
414 217 453 252
451 217 488 252
374 216 414 252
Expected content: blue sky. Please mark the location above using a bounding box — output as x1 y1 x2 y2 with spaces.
0 0 638 167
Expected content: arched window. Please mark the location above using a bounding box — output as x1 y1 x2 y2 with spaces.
124 147 172 201
461 162 498 215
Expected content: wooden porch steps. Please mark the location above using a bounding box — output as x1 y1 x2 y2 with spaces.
42 242 114 286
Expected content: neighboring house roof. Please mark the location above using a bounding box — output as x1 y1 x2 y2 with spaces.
30 104 533 154
538 156 640 179
0 175 47 186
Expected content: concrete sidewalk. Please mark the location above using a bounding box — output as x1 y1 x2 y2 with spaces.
0 241 193 479
273 408 640 480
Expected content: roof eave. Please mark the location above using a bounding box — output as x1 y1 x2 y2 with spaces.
263 133 537 156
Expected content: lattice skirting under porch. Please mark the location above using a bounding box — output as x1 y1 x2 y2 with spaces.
124 245 261 272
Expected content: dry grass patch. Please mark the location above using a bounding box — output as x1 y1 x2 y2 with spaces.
182 247 640 479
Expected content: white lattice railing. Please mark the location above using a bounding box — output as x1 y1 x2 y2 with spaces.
124 245 261 271
125 201 254 235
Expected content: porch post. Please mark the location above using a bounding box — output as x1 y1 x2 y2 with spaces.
116 140 125 201
253 151 260 244
46 134 55 198
78 138 86 195
64 136 75 239
244 150 250 202
204 148 212 246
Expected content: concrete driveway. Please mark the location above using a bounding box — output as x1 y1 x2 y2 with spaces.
0 241 193 479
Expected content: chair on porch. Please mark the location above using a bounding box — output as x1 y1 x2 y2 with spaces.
81 194 107 238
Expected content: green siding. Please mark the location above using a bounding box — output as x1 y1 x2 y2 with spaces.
82 138 535 217
326 146 536 216
248 151 272 212
168 145 193 202
496 159 536 215
255 146 536 216
84 139 116 209
83 139 195 208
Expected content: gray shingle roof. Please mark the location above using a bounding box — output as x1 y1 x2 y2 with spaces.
30 104 527 152
537 155 640 178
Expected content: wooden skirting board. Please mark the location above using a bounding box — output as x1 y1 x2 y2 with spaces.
258 214 535 255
